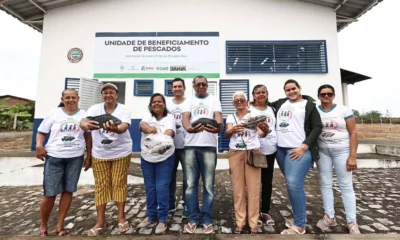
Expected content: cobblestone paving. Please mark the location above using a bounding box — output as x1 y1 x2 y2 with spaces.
0 168 399 236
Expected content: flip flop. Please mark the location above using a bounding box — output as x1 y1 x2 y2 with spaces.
118 221 129 232
88 227 103 237
55 228 71 236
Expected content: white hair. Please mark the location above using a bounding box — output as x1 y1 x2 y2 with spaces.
232 91 248 100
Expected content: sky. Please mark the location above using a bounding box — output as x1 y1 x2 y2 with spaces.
0 0 399 116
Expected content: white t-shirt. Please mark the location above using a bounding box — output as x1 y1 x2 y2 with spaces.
38 108 87 158
317 104 354 149
167 98 187 149
182 95 222 147
276 100 307 148
249 105 277 155
140 112 176 163
226 113 260 150
86 103 132 159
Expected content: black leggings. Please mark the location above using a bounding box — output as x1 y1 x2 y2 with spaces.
261 152 277 214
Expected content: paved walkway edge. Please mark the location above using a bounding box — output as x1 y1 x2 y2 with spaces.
1 234 398 240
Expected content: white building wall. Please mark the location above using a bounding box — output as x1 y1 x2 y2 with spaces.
35 0 340 118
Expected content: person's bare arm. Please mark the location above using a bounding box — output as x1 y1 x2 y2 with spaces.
83 132 92 171
36 132 47 160
346 117 358 171
140 121 157 134
80 118 100 131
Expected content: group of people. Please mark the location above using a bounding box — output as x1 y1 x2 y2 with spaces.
36 76 360 237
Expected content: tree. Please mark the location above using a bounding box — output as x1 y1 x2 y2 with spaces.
365 110 382 119
353 109 360 117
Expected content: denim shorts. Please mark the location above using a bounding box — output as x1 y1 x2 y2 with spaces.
43 155 84 196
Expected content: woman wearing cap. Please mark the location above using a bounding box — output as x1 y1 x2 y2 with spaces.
315 84 360 234
225 91 269 234
36 89 92 237
80 83 133 236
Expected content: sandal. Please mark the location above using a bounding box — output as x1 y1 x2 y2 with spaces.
260 213 275 226
251 228 258 234
118 221 129 233
234 226 244 234
88 227 103 237
285 218 295 228
281 225 306 235
55 228 71 236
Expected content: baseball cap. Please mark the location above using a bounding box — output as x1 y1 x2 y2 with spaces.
101 83 118 93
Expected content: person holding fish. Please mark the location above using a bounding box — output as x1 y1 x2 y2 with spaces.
269 79 322 235
138 93 176 234
36 88 91 237
248 84 278 227
80 83 132 236
225 91 270 234
315 84 360 234
181 76 223 234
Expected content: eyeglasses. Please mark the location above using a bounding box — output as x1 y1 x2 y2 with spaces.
233 98 246 104
319 93 334 97
194 83 208 88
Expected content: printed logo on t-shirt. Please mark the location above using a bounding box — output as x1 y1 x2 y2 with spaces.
193 103 209 117
170 109 183 131
234 130 253 149
279 106 293 121
321 132 335 138
60 120 80 133
59 119 80 147
279 122 289 128
99 129 116 148
322 120 338 129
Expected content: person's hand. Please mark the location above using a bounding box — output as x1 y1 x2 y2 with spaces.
83 156 92 171
346 155 357 171
187 123 205 133
204 124 220 133
87 120 100 130
232 124 245 134
257 122 269 133
289 147 305 160
36 145 46 161
147 126 158 134
103 120 118 133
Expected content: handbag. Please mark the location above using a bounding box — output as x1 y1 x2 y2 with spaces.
232 114 268 168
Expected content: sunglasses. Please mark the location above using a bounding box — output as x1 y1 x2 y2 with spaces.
194 83 208 88
319 93 334 97
233 98 247 104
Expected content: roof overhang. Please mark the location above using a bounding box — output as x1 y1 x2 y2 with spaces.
341 68 372 85
0 0 384 33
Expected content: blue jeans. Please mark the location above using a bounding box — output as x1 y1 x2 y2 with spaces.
276 147 313 227
169 149 187 210
184 146 217 225
317 147 356 223
141 154 175 223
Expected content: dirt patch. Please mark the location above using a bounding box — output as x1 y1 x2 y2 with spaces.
0 136 32 152
357 124 400 140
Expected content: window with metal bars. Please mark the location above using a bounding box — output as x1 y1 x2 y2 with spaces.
134 80 153 96
164 80 173 97
226 40 327 74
